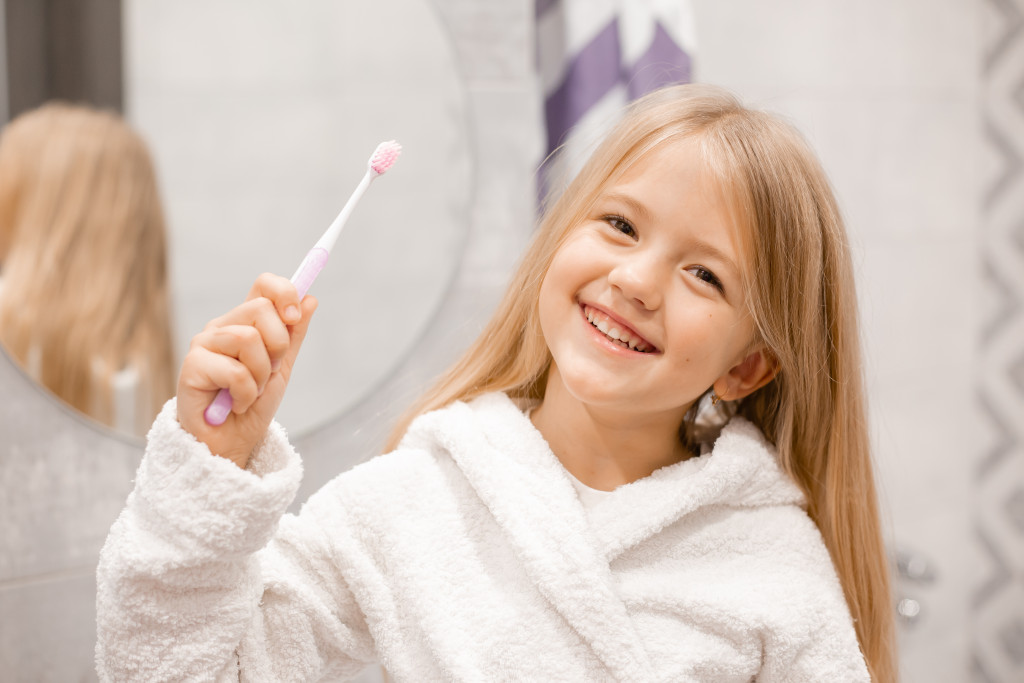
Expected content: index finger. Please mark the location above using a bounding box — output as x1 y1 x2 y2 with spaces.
247 272 302 325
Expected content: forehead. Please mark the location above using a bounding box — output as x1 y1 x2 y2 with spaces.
612 138 745 227
611 136 731 202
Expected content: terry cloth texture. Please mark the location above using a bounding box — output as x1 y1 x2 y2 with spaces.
96 393 869 682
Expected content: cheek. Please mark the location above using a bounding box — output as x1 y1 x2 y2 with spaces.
540 241 586 304
537 261 568 345
666 306 751 366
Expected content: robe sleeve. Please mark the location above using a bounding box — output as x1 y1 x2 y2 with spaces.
758 623 871 682
755 552 872 682
95 399 377 682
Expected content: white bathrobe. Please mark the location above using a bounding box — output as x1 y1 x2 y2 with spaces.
95 392 870 682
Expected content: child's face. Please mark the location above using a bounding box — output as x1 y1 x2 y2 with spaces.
538 137 761 423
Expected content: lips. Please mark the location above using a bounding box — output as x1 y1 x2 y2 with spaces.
581 303 657 353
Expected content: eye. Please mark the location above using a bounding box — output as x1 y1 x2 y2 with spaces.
603 215 637 239
686 265 724 293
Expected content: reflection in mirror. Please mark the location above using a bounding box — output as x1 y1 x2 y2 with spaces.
0 103 175 437
122 0 472 436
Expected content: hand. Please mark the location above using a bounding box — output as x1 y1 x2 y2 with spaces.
176 273 318 468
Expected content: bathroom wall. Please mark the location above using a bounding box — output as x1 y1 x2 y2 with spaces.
0 1 1009 681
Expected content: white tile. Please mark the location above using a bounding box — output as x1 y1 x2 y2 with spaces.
858 235 975 395
859 231 975 680
0 573 99 680
690 0 976 95
431 0 533 84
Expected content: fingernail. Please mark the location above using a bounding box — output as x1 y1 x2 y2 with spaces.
285 305 300 322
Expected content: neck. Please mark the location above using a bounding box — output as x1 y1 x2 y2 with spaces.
530 367 693 491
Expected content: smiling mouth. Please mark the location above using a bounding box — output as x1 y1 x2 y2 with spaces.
582 304 657 353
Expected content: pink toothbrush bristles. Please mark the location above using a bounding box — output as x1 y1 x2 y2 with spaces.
370 140 402 175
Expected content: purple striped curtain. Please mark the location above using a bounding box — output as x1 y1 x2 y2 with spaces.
536 0 695 198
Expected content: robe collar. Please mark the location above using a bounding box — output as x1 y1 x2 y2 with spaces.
402 392 805 681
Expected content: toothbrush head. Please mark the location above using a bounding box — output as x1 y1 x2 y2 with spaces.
369 140 402 176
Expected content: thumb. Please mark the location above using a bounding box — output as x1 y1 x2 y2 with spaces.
278 295 318 381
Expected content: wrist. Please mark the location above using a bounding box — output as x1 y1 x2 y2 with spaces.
174 403 254 470
212 447 253 470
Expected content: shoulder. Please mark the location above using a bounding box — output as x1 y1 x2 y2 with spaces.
669 418 849 608
710 420 841 590
719 503 843 598
746 507 868 679
702 499 855 653
678 503 861 669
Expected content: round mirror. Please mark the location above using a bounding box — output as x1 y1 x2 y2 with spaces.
124 0 473 435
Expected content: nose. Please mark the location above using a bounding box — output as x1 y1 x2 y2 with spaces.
607 251 663 310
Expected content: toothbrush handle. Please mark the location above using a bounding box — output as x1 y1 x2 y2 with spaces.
203 247 330 426
290 247 330 298
204 389 234 426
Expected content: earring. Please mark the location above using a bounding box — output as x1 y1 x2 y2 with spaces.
711 388 725 406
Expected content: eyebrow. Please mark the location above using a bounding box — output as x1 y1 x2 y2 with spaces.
689 241 742 284
603 191 654 224
602 191 743 281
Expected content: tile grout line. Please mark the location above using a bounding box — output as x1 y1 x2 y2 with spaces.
0 564 97 591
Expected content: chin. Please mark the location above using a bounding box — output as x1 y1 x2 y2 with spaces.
558 372 644 410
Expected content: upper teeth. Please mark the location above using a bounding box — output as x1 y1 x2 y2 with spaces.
584 307 651 352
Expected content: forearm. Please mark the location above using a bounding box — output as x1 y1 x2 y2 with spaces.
95 398 303 681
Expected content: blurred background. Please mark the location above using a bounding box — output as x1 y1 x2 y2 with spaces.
0 0 1018 681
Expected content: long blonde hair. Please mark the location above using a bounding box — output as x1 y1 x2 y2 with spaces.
387 84 896 681
0 102 175 433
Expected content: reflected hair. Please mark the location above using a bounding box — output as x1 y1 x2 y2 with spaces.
0 102 175 433
387 84 897 681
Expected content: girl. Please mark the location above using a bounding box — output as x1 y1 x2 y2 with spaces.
0 103 175 435
96 84 897 681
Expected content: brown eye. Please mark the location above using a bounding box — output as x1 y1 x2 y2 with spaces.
605 215 636 239
687 266 724 293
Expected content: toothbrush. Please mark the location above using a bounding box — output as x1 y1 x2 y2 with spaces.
204 140 402 426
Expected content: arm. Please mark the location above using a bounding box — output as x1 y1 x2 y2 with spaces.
95 400 377 682
755 531 872 682
758 615 871 683
96 274 375 681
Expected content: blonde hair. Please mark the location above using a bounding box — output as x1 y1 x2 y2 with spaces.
387 84 896 681
0 102 175 433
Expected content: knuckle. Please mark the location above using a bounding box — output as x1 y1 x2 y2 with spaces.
191 328 217 350
181 348 201 369
230 363 252 386
239 325 261 345
268 346 288 365
268 333 290 353
256 296 279 316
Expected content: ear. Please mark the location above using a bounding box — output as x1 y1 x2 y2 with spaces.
713 346 778 402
